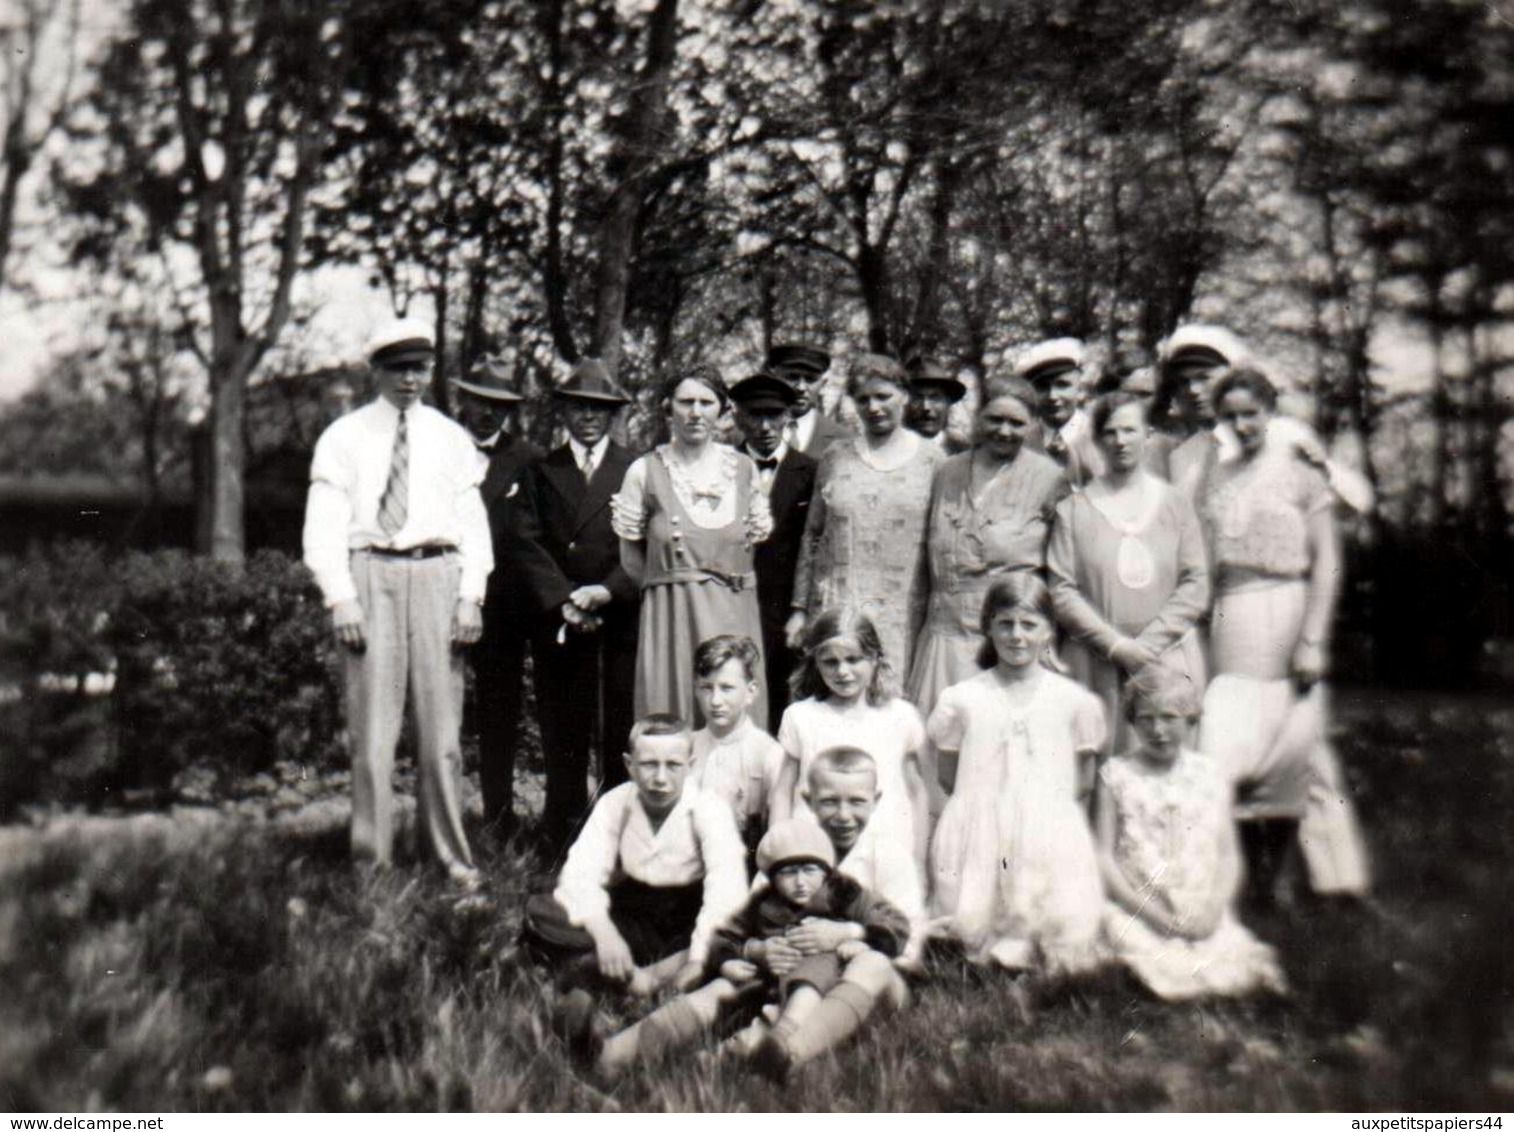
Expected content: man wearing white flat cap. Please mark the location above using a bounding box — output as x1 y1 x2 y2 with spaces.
1156 324 1374 514
1015 337 1104 489
303 317 492 888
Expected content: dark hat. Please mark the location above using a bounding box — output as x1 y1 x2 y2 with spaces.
765 343 831 379
452 354 525 403
551 358 631 405
730 371 799 413
905 357 967 402
366 317 434 368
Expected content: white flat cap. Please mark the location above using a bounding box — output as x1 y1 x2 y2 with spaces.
1158 324 1252 370
1014 337 1087 384
366 317 434 367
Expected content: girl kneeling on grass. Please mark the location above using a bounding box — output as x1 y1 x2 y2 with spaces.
1096 667 1287 1000
928 574 1107 973
770 607 931 872
563 817 910 1082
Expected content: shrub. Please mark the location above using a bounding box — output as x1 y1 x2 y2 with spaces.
0 542 120 815
0 543 344 815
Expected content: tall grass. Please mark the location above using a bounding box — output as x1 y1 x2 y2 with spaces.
1 689 1509 1111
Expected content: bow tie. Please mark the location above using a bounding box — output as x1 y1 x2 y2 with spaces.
755 457 780 471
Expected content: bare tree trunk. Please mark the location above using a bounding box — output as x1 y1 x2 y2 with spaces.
906 157 960 357
857 243 892 354
539 0 577 363
590 0 679 378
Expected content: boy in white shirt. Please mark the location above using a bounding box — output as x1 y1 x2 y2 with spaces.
522 714 748 999
690 635 785 856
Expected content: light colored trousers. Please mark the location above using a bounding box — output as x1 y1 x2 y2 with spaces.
344 550 474 872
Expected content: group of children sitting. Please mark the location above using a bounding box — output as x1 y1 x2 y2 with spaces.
520 575 1285 1083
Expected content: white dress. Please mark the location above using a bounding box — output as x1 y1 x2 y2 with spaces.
1099 750 1287 1000
777 697 926 864
928 669 1106 971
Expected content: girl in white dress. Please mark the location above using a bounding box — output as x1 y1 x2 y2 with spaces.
770 607 931 871
1097 667 1286 1000
928 575 1106 972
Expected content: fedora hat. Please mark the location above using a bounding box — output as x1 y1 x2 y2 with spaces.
552 358 631 405
452 353 525 402
905 355 967 402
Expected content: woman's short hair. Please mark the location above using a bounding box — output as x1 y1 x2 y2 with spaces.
1123 665 1202 722
693 634 761 681
845 353 909 401
975 573 1058 670
1090 390 1150 437
977 374 1039 417
790 606 895 706
1210 365 1278 413
661 364 731 411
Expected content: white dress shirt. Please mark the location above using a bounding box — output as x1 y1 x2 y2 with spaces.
303 398 493 607
788 409 821 454
553 780 748 965
692 717 786 830
837 819 927 960
568 434 610 479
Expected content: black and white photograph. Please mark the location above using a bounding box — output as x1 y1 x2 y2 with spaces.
1 0 1510 1114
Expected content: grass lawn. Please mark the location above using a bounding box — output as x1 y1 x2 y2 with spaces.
1 687 1510 1112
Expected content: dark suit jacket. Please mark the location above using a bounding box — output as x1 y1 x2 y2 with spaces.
511 442 639 630
744 445 817 638
480 434 544 623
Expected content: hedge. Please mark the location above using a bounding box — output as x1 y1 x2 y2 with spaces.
0 543 344 818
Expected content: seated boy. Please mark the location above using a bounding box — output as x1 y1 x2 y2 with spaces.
563 748 926 1081
568 817 909 1078
522 714 747 998
690 635 786 855
804 746 927 972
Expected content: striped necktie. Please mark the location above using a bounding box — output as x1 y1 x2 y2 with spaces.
377 411 409 538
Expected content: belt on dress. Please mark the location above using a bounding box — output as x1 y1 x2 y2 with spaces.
359 544 456 560
644 566 753 592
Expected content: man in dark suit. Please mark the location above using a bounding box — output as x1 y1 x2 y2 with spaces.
731 372 817 726
453 356 542 841
510 359 640 850
766 343 851 457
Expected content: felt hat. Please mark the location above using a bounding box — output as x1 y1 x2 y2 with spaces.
905 356 967 402
551 358 631 405
765 343 832 380
452 353 525 402
1158 325 1251 371
1014 338 1086 386
756 818 837 875
366 318 434 368
730 371 799 413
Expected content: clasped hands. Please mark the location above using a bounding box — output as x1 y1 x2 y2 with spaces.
721 917 863 982
561 584 612 634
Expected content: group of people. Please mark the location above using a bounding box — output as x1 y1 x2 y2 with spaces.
302 316 1373 1081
